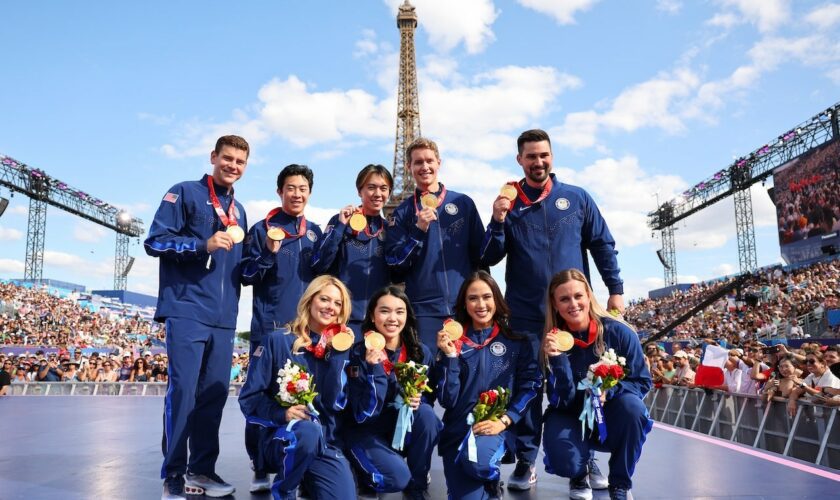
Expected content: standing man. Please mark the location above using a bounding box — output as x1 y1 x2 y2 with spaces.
145 135 249 500
480 129 624 492
385 137 485 348
240 164 322 492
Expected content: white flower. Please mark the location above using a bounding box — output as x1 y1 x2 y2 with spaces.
407 360 416 367
618 356 626 366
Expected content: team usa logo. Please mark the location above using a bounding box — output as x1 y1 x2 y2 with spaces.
234 206 241 219
489 342 506 356
306 230 317 242
445 203 458 215
555 198 570 210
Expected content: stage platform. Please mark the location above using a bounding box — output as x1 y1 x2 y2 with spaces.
1 396 838 499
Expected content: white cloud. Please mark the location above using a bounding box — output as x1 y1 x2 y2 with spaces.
553 69 700 150
72 224 107 243
0 226 24 240
715 0 791 32
712 263 736 276
805 3 840 30
656 0 682 14
0 258 24 275
43 251 114 277
706 12 741 29
8 205 28 216
258 76 393 147
424 65 582 160
384 0 499 54
161 112 268 159
516 0 601 25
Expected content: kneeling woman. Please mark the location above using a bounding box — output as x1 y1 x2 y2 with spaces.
345 286 441 498
436 271 541 499
239 275 356 500
541 269 652 500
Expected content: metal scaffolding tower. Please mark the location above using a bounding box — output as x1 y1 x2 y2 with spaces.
661 225 677 286
386 0 421 216
24 196 47 280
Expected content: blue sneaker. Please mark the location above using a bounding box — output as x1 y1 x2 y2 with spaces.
161 474 185 500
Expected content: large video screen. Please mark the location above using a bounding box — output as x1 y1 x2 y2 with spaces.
774 139 840 264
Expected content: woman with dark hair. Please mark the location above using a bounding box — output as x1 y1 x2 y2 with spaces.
345 286 441 498
129 358 151 382
541 269 651 500
312 164 394 335
435 270 541 499
238 275 356 499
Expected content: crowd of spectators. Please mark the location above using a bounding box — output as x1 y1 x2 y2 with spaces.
625 258 840 342
644 339 840 414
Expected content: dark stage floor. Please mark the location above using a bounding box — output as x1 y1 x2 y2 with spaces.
1 396 838 499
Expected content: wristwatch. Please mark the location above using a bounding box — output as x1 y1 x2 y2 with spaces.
799 382 808 389
499 414 512 428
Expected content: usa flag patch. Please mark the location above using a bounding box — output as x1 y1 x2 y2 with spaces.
163 192 179 203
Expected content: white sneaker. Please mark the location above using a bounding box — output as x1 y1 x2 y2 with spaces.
184 472 235 497
588 457 609 490
569 474 593 500
250 471 271 493
506 461 537 491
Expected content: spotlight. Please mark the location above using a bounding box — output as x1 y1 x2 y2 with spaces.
117 211 132 224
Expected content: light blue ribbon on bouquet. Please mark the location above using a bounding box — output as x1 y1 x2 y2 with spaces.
390 394 415 451
465 413 478 462
577 377 607 443
287 402 320 431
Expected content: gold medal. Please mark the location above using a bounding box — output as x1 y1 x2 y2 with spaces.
266 227 286 241
549 329 574 352
226 225 245 244
442 319 463 342
420 193 439 210
500 184 518 201
331 330 354 352
364 331 386 350
349 212 367 232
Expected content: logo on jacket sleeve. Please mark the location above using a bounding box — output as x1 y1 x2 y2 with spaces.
163 192 179 203
306 230 317 242
445 203 458 215
387 216 396 227
555 198 570 210
234 206 241 219
252 346 264 358
490 342 507 356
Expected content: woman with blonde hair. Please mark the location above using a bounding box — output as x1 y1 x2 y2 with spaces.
540 269 651 500
239 275 356 499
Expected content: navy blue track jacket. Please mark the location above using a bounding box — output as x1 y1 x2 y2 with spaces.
311 214 389 325
546 318 652 413
385 187 484 317
434 326 542 453
238 328 350 448
241 212 322 342
144 174 246 328
480 174 623 325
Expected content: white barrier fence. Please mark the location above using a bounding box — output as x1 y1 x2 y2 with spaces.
644 385 839 470
5 382 244 397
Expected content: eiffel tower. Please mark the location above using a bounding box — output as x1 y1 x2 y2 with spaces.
385 0 421 216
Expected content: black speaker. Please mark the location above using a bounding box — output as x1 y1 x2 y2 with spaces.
0 197 8 217
822 244 838 256
656 249 671 270
766 187 775 205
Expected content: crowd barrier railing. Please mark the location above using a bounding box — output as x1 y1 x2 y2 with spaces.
6 382 244 397
644 385 839 470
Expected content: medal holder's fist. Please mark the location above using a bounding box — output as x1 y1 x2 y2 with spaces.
437 330 457 357
207 231 234 252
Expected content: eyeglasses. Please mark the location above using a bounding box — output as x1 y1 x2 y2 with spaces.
805 359 818 365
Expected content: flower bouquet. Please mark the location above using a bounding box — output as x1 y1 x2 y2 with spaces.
275 359 319 424
578 348 626 443
390 360 434 450
463 387 510 462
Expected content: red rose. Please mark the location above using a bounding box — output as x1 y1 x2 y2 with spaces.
299 372 308 380
480 391 490 405
609 365 624 379
286 381 296 393
593 365 609 379
487 390 498 405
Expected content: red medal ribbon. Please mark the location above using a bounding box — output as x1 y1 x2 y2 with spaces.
455 323 500 354
305 324 342 359
413 184 448 214
351 206 384 238
572 319 599 349
511 177 552 208
264 207 307 239
382 343 407 375
206 176 238 228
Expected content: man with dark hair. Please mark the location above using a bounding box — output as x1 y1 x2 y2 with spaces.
480 129 624 492
385 137 485 349
240 163 322 492
145 134 249 500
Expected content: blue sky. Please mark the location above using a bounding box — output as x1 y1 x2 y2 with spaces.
1 0 838 330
